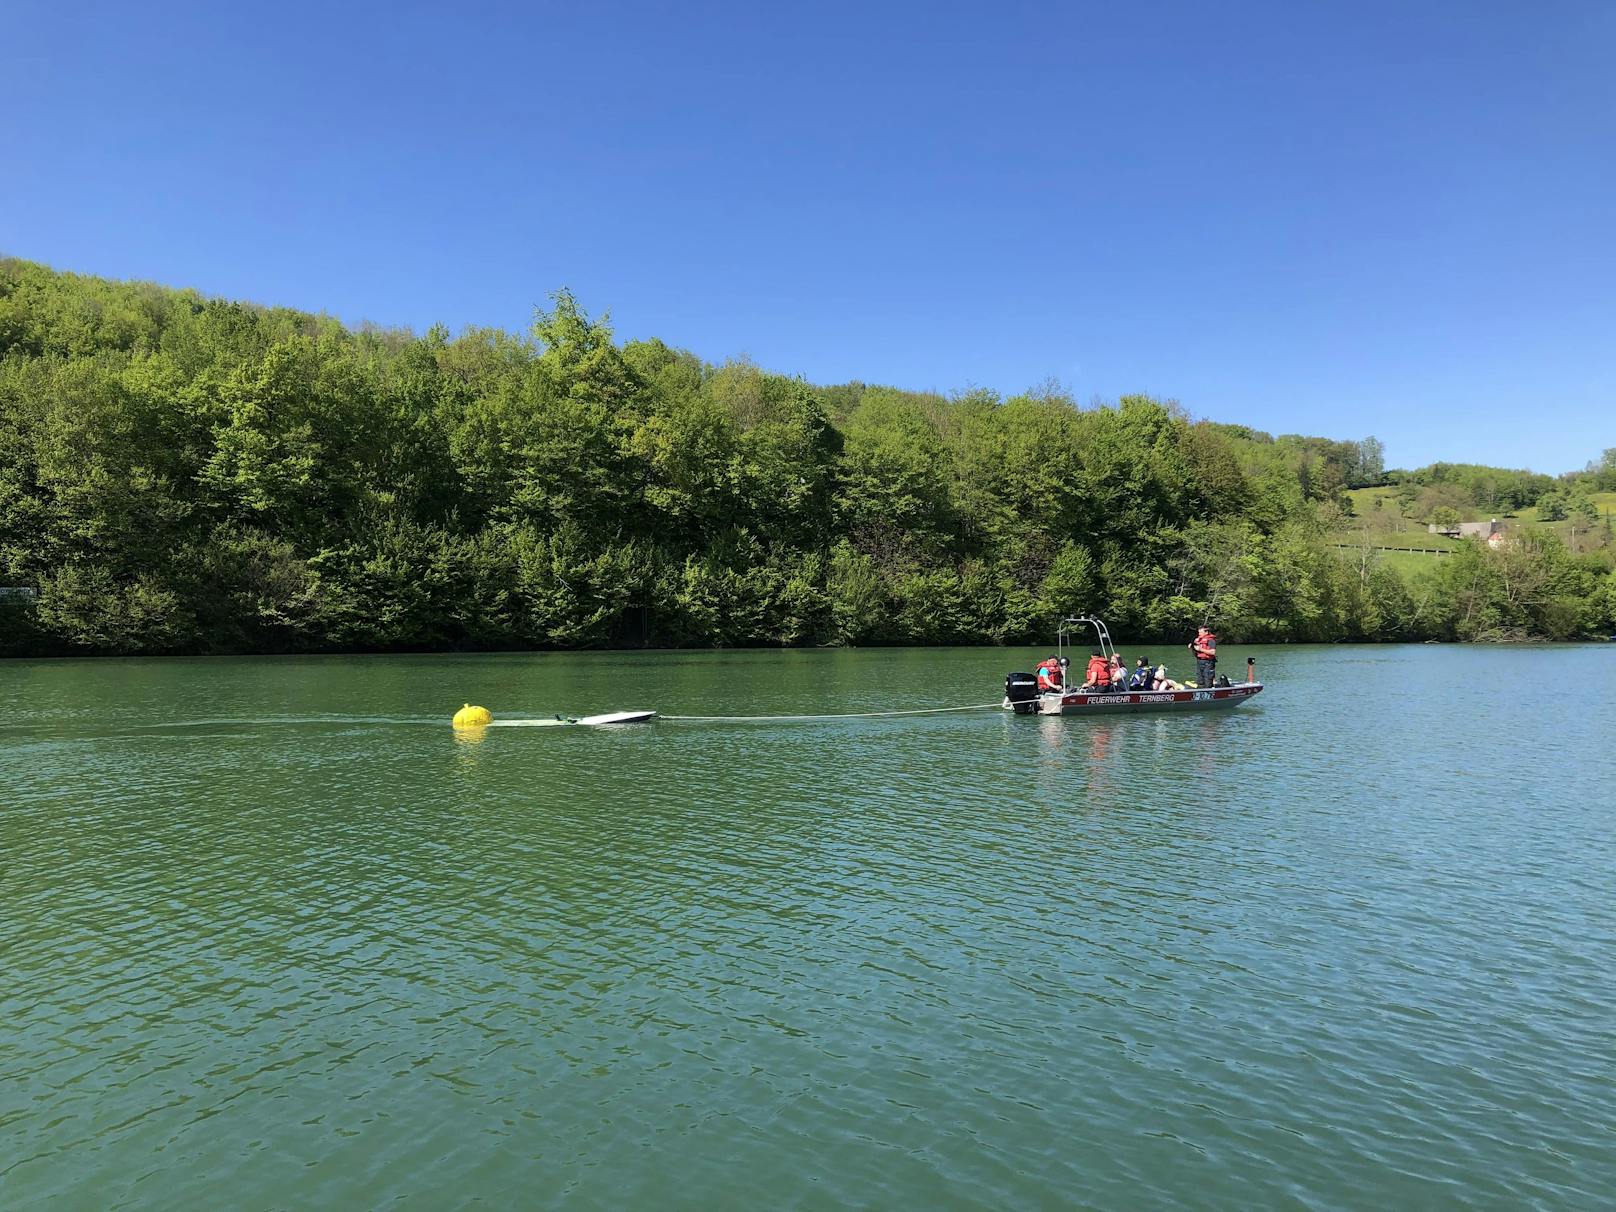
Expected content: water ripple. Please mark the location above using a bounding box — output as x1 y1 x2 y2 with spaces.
3 646 1615 1209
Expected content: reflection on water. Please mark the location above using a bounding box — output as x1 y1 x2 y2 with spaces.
1031 713 1235 804
2 645 1615 1210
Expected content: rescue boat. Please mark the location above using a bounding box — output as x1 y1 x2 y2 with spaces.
1004 617 1264 716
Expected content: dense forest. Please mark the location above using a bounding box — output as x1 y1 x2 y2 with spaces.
2 258 1613 656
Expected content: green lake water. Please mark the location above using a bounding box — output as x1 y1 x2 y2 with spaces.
3 645 1614 1210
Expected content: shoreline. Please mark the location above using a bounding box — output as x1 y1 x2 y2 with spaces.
5 635 1611 663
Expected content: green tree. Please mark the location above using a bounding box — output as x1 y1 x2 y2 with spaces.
826 541 889 645
2 256 1603 653
1585 448 1616 492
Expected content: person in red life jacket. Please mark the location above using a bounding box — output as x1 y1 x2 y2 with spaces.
1035 655 1064 692
1083 650 1111 690
1188 626 1217 687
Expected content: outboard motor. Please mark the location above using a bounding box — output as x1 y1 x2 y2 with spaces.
1005 672 1040 715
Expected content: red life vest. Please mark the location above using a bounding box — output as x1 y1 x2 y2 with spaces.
1085 655 1110 687
1193 632 1217 660
1036 658 1063 690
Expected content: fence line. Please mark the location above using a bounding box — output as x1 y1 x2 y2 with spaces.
1328 543 1454 557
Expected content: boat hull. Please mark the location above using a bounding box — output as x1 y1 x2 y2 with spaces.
576 710 657 726
1004 683 1263 715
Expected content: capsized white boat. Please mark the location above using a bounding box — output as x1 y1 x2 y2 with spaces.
575 710 657 726
491 710 657 728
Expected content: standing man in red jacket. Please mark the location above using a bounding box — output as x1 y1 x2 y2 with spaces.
1189 626 1217 687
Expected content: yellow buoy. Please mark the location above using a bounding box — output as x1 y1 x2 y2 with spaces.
453 703 493 729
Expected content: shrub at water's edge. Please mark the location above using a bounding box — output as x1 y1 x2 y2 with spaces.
1 257 1612 655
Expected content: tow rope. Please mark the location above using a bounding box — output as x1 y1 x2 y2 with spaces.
660 702 1003 723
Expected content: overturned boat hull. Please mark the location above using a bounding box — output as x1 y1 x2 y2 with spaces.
575 710 658 726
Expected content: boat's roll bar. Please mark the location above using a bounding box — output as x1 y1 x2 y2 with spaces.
1058 616 1113 667
1052 616 1262 689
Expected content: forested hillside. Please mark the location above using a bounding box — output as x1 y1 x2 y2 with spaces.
2 258 1612 655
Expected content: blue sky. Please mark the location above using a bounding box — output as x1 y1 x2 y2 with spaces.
4 0 1611 473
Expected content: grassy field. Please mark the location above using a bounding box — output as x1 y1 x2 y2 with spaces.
1332 486 1615 582
1344 486 1402 513
1335 531 1463 551
1375 550 1447 581
1344 487 1616 528
1511 490 1616 529
1336 489 1462 548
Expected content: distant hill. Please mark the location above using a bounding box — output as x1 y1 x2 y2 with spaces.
3 256 1613 653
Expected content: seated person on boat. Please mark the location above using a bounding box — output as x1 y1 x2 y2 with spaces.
1129 658 1155 690
1153 664 1184 690
1082 650 1111 690
1035 655 1065 691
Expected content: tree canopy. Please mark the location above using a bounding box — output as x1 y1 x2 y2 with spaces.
2 258 1612 655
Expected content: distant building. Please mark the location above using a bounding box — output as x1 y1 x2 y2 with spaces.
1428 518 1502 540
